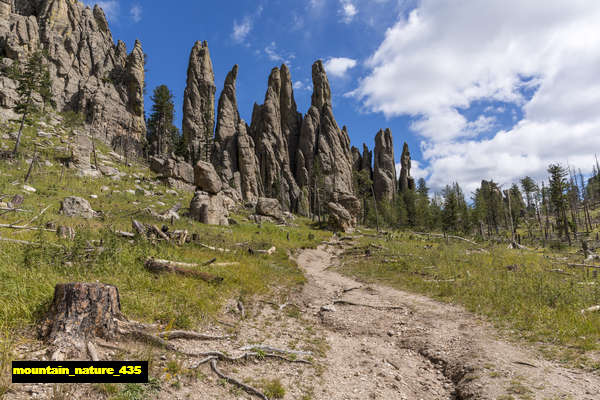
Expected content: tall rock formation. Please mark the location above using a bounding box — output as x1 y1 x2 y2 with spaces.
182 41 215 163
0 0 145 151
212 65 261 204
361 144 373 179
373 129 397 202
250 64 302 211
295 60 355 211
399 142 415 192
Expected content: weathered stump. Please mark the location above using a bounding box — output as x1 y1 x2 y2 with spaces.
40 283 123 343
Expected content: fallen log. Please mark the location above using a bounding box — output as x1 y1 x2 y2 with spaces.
158 330 233 341
144 258 223 283
250 246 277 255
568 263 600 270
199 243 231 253
411 231 479 246
0 223 56 232
581 305 600 314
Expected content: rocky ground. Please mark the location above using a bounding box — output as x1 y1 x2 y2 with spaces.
7 237 600 400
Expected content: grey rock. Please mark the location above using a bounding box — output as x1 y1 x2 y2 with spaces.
399 142 415 192
373 129 397 202
60 197 97 219
182 41 216 163
327 202 354 233
250 64 302 211
149 156 194 185
0 1 146 153
194 161 222 194
256 197 284 222
189 191 233 226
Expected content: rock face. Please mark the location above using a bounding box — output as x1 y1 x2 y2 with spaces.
250 65 302 211
182 41 215 163
296 61 355 206
60 196 97 219
194 161 222 194
373 129 397 202
399 142 415 192
0 0 145 152
327 202 354 233
70 134 99 177
361 144 373 179
212 65 261 204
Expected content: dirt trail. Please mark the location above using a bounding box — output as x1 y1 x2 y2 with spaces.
298 241 600 400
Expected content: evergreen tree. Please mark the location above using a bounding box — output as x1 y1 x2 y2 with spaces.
10 50 54 155
547 163 570 242
147 85 178 157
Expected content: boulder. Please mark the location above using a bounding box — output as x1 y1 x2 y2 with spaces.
71 134 100 177
189 191 234 226
194 161 222 194
60 197 97 219
327 202 354 233
256 197 284 222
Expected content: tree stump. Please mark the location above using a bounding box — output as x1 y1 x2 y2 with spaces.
40 283 123 343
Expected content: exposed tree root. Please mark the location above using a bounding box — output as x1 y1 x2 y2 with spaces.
158 330 234 341
210 359 269 400
332 300 403 311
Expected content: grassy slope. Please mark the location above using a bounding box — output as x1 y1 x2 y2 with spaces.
0 114 330 396
338 231 600 367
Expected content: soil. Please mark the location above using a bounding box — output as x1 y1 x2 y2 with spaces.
6 238 600 399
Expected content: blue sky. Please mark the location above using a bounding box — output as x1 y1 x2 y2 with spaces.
85 0 600 195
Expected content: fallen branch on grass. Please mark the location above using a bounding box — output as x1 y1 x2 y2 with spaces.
199 243 232 253
581 305 600 314
568 263 600 270
144 258 223 283
249 246 277 255
23 205 51 227
0 223 56 232
410 231 479 246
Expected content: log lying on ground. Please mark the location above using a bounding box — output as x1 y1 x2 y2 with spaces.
158 331 234 341
410 231 479 246
249 246 277 255
568 263 600 270
581 305 600 314
144 258 223 283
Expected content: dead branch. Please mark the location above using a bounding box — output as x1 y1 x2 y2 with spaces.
210 359 268 400
0 223 56 232
342 286 363 293
213 262 240 267
0 207 29 212
144 258 223 283
581 305 600 314
411 231 479 246
115 230 135 238
332 300 403 310
158 331 234 341
237 300 246 319
568 263 600 270
250 246 277 255
239 345 312 357
23 205 51 227
199 243 232 253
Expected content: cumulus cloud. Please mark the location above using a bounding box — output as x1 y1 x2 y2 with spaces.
339 1 358 24
324 57 357 78
130 4 142 23
353 0 600 192
264 42 295 65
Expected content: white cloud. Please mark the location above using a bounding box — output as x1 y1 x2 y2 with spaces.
232 17 252 43
353 0 600 192
293 81 304 90
264 42 295 66
130 4 142 23
324 57 357 78
339 1 358 24
84 1 119 21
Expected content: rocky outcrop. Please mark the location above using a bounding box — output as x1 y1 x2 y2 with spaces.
182 41 215 163
150 155 195 191
399 142 415 192
255 197 284 222
361 144 373 179
0 1 145 152
373 129 397 202
327 202 354 233
351 146 362 172
70 134 99 177
194 161 222 194
212 65 261 204
250 64 302 211
296 61 355 206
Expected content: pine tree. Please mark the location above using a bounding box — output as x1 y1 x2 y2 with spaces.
547 163 570 243
10 50 54 156
147 85 178 157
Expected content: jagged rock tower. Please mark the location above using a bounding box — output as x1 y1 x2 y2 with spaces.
182 40 216 164
399 142 415 192
373 128 397 202
250 64 302 211
0 0 146 152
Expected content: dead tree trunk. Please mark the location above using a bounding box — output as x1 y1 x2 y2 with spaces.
39 283 124 360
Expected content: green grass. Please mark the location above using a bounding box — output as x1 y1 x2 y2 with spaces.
0 114 331 393
338 231 600 358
